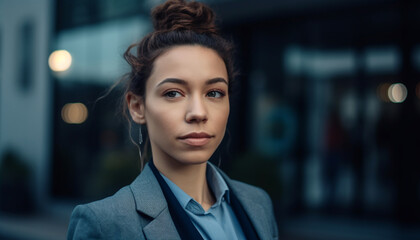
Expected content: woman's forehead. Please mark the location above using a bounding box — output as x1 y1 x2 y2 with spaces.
149 45 228 87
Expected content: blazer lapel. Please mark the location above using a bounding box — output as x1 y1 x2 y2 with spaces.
142 209 180 240
217 167 273 240
233 189 272 240
130 164 181 240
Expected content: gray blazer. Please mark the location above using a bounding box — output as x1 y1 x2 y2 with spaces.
67 163 278 239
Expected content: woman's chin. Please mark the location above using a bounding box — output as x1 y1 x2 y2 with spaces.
173 151 214 165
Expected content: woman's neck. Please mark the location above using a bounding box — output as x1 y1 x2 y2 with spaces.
154 158 215 211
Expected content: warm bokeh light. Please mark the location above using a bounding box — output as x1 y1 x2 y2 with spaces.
388 83 407 103
61 103 88 124
377 83 391 102
48 50 72 72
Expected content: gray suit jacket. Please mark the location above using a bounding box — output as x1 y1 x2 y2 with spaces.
67 163 278 239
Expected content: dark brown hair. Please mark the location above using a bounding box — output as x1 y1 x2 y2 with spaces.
120 0 236 165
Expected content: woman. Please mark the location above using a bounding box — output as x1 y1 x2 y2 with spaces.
67 0 278 239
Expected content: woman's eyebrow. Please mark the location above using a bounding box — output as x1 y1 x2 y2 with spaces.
157 77 228 87
206 78 228 85
157 78 187 87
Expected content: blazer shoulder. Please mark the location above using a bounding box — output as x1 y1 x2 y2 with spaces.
82 186 135 217
68 186 146 240
229 179 265 193
229 179 272 206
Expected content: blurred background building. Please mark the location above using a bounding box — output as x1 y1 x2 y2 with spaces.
1 0 420 239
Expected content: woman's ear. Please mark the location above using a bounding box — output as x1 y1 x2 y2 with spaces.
126 92 146 124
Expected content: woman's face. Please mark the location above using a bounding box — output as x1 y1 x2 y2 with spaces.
134 45 229 166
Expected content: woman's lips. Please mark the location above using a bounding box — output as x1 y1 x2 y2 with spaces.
178 132 213 146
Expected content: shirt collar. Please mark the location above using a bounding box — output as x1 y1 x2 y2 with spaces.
160 163 230 210
206 163 230 205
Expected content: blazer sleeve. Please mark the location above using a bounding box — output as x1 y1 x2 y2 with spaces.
67 204 103 240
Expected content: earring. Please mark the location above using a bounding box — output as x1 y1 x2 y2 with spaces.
139 126 143 145
138 126 143 160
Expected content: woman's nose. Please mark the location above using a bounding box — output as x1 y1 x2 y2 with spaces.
185 95 208 123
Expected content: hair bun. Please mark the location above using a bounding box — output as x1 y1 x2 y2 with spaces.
152 0 217 34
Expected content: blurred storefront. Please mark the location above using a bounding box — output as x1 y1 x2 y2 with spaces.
1 0 420 239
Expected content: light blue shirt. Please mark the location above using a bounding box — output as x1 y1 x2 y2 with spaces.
160 163 246 240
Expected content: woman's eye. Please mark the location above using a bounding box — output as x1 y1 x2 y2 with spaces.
207 91 225 98
164 91 182 98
